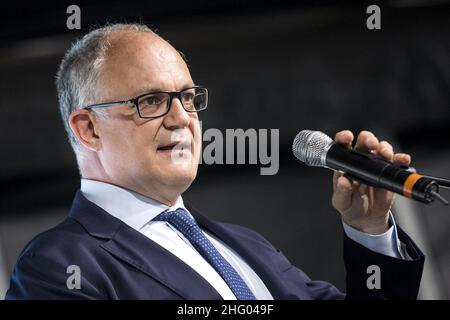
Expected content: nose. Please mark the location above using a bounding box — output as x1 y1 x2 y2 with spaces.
162 96 190 130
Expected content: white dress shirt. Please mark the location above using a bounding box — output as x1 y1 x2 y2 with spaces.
80 178 408 300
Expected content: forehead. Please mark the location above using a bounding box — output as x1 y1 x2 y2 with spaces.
106 31 180 61
99 31 192 97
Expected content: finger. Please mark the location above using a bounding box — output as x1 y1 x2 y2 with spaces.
334 170 360 193
333 171 342 193
373 141 395 202
358 183 368 194
378 140 394 162
334 130 354 149
332 175 354 211
393 153 411 166
352 179 360 189
373 187 396 210
355 130 379 152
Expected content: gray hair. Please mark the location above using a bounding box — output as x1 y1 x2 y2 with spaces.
55 23 156 157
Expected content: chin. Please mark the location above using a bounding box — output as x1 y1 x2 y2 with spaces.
160 164 197 185
161 174 196 194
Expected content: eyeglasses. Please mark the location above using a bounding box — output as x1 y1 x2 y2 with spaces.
83 86 208 119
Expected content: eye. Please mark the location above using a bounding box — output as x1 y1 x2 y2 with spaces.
182 88 197 100
140 93 167 106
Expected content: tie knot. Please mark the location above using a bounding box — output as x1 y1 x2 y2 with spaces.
153 208 197 231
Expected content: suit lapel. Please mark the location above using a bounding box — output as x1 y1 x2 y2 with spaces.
69 190 222 300
100 223 222 299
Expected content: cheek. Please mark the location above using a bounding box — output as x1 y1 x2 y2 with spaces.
190 115 201 137
105 122 159 158
190 120 202 151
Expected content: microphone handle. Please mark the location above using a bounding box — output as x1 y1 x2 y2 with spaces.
325 143 438 204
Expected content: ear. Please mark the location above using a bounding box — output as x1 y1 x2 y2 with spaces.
69 109 102 152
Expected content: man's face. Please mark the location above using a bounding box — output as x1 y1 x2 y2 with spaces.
92 32 201 203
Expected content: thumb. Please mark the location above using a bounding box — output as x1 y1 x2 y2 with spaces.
332 175 354 212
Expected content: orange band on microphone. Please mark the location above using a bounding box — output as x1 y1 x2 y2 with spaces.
403 173 423 198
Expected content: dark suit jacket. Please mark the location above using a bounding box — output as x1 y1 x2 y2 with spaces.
6 190 424 299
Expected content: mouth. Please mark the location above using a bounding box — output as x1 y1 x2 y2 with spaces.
157 141 191 152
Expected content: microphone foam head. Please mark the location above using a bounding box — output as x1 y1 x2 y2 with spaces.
292 130 333 167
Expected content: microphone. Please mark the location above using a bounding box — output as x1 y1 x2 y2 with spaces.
292 130 449 206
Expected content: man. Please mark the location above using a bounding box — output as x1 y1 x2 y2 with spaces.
6 23 424 300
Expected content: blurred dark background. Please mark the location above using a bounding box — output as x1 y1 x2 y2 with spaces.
0 0 450 299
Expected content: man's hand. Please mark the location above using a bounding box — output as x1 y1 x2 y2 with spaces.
331 130 412 235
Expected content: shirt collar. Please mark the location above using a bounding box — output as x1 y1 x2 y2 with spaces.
80 178 190 231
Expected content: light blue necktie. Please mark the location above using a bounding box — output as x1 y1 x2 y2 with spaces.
153 208 256 300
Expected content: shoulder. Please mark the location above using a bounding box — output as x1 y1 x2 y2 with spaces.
6 216 105 299
16 216 100 265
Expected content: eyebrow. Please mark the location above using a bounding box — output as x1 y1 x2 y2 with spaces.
132 83 196 97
